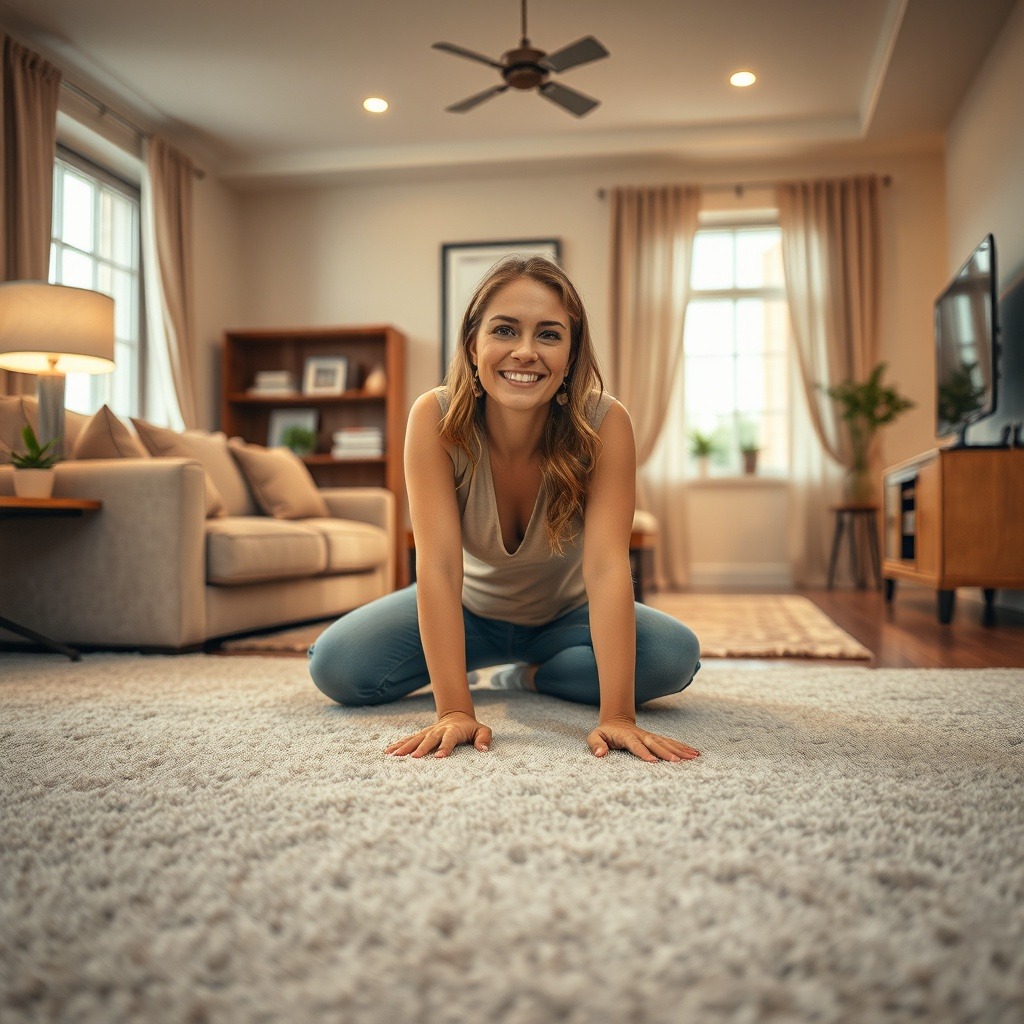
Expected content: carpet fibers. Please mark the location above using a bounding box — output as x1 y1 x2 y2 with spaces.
219 593 872 661
2 654 1022 1023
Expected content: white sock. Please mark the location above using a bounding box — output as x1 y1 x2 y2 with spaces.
487 664 529 690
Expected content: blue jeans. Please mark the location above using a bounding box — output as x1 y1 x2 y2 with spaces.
308 585 700 708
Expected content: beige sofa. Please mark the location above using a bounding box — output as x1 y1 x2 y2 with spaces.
0 399 395 652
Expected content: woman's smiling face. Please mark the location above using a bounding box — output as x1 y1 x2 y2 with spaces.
470 277 573 411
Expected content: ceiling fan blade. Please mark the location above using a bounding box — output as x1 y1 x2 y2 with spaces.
540 36 609 74
538 81 599 117
446 84 509 113
432 42 503 70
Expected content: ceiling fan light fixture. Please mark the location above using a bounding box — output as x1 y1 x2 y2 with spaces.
730 71 757 88
362 97 389 113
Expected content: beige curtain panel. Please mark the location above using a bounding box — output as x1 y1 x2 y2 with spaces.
608 184 700 591
776 174 882 584
143 136 199 429
0 34 61 396
608 185 700 467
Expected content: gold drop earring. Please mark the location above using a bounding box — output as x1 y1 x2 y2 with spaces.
556 377 569 405
471 367 484 398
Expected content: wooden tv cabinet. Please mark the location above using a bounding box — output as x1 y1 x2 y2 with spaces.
882 447 1024 623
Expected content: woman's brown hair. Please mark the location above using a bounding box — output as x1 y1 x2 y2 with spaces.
439 254 605 553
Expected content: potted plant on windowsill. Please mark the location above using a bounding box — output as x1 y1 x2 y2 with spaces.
689 429 718 478
7 424 60 498
824 362 915 503
738 420 761 475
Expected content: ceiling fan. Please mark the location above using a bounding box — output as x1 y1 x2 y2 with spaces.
432 0 610 117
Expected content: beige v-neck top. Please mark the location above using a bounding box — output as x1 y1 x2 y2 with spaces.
433 387 616 625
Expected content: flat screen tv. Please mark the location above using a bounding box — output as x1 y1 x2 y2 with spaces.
935 233 999 445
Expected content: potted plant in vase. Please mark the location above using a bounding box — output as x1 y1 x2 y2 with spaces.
8 424 59 498
280 425 317 458
738 420 760 475
824 362 915 503
689 429 717 478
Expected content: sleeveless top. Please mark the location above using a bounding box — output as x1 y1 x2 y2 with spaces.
432 386 617 625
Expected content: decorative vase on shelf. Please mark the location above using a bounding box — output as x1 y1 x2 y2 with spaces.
845 465 875 504
13 468 56 498
364 364 387 396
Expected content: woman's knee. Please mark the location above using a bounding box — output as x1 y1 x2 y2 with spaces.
308 633 382 706
635 609 701 702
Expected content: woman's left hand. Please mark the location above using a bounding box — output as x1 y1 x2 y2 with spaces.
587 720 700 762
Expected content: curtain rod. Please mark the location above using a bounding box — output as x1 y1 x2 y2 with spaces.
60 80 206 180
596 175 891 199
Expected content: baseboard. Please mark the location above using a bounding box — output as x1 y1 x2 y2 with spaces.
688 562 793 588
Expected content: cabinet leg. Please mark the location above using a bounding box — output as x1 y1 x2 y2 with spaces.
884 578 896 603
937 589 955 625
982 587 997 626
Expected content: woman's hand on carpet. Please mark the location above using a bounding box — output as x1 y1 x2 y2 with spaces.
385 711 492 759
588 721 700 763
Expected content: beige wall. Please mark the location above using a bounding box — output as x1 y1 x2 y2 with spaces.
946 0 1024 285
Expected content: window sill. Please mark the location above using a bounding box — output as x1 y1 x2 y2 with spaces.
687 475 789 489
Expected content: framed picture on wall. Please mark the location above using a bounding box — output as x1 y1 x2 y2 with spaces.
440 239 561 380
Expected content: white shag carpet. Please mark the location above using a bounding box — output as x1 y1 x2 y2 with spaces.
1 654 1023 1024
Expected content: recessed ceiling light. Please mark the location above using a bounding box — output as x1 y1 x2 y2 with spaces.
363 97 389 113
730 71 756 88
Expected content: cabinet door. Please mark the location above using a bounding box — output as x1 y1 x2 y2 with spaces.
914 458 941 578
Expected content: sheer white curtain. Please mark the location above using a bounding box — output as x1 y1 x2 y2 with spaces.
608 185 700 590
0 35 61 396
141 136 198 429
776 175 882 585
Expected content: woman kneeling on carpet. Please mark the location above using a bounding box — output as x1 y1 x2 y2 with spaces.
308 255 701 762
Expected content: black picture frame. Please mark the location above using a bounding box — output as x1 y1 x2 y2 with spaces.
440 239 561 380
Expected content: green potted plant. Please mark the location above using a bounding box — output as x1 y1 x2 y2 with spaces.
738 421 761 475
689 429 718 478
824 362 915 502
280 425 317 457
7 424 60 498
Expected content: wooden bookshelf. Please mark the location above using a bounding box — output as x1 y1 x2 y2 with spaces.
221 325 407 586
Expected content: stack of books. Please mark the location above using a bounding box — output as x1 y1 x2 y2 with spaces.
247 370 296 395
331 427 384 459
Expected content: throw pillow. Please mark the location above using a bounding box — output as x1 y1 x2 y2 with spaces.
130 418 228 518
228 440 329 520
71 405 149 459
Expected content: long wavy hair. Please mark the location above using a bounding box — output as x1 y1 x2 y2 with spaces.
440 254 605 554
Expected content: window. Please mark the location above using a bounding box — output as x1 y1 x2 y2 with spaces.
49 148 143 417
683 222 788 474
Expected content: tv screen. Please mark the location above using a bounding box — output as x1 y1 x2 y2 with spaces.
935 234 998 443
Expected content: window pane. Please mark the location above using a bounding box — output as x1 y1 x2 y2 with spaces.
684 300 734 356
691 232 734 290
61 249 94 288
736 229 783 288
736 299 768 356
61 172 95 253
686 355 736 419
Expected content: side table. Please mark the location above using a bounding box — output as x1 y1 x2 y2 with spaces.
0 496 102 661
827 503 882 590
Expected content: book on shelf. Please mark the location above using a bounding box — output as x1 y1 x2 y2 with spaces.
247 370 297 395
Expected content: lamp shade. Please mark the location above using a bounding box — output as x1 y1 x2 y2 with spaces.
0 281 115 374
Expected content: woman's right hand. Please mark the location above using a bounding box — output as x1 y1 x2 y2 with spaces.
385 711 492 759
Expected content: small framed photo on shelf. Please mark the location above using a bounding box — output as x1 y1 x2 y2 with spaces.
268 408 318 451
302 356 349 396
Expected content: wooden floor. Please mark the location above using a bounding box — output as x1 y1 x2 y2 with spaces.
753 584 1024 669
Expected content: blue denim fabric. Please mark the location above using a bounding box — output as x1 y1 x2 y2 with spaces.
308 585 700 708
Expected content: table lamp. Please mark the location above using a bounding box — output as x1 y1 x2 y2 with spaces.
0 281 115 458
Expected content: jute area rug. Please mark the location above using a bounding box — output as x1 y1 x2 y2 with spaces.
220 593 872 661
2 653 1022 1024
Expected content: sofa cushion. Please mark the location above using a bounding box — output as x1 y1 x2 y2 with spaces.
228 441 329 520
131 418 240 518
206 517 327 585
301 517 390 574
71 405 149 459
